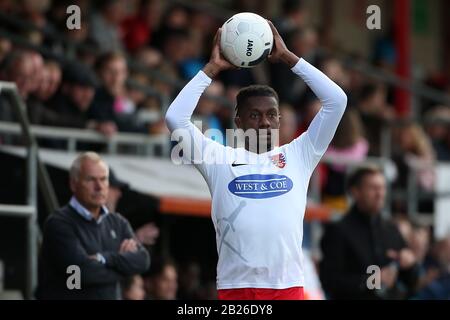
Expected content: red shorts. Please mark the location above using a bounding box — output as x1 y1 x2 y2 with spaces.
217 286 304 300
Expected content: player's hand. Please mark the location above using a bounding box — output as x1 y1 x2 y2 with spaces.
266 20 299 68
203 28 236 78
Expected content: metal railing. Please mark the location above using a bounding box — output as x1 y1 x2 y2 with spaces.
0 82 43 300
0 121 171 156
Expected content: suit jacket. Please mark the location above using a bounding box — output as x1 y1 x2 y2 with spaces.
319 205 419 299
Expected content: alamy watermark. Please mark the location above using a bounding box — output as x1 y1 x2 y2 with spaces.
169 122 280 165
66 265 81 290
366 5 381 30
366 265 381 290
66 5 81 30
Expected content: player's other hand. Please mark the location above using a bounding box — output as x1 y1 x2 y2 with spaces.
266 20 299 68
203 28 236 78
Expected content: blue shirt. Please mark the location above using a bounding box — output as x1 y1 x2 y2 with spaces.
69 196 109 264
69 196 109 224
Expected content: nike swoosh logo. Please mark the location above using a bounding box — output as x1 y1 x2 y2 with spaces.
231 163 248 167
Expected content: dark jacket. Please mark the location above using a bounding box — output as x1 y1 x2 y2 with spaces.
88 87 116 123
319 205 419 299
45 93 91 128
28 95 88 128
36 205 150 300
88 87 146 133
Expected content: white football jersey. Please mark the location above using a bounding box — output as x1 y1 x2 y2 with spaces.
165 58 347 289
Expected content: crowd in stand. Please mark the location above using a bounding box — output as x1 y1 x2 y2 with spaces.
0 0 449 299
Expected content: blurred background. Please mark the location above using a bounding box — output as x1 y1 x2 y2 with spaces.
0 0 449 300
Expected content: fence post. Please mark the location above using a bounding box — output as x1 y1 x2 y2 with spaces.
26 143 38 300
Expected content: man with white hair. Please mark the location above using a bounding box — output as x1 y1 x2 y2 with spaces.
36 152 150 299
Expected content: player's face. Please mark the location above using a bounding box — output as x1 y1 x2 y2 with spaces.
352 173 386 215
71 160 109 213
235 96 280 150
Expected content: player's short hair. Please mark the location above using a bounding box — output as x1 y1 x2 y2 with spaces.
235 85 279 116
346 165 383 191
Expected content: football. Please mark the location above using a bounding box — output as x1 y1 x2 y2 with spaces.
220 12 273 68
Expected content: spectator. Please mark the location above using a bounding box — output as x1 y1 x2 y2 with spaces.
90 51 144 133
279 103 298 145
424 106 450 161
106 169 160 247
105 168 128 213
296 93 321 135
127 72 151 109
152 4 190 49
144 257 178 300
0 50 35 100
411 223 437 292
134 46 163 69
121 0 162 53
392 215 436 293
193 81 225 136
320 57 350 92
320 166 420 299
41 61 100 131
0 51 35 129
323 109 368 199
274 0 308 35
0 0 15 13
36 152 150 299
160 28 192 79
27 51 45 95
0 36 12 63
89 0 126 53
122 275 146 300
18 0 55 46
393 122 436 192
425 237 450 277
269 28 307 104
356 83 394 156
414 236 450 299
19 0 51 29
177 261 202 299
35 61 62 102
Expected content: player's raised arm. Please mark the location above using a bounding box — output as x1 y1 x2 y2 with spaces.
267 21 347 157
165 29 235 132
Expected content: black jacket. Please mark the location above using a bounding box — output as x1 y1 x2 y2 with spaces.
319 205 419 299
36 205 150 300
28 95 88 128
88 87 147 133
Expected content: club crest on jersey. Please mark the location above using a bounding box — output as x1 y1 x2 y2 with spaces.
270 153 286 168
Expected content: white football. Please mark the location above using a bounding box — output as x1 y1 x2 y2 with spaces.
220 12 273 68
